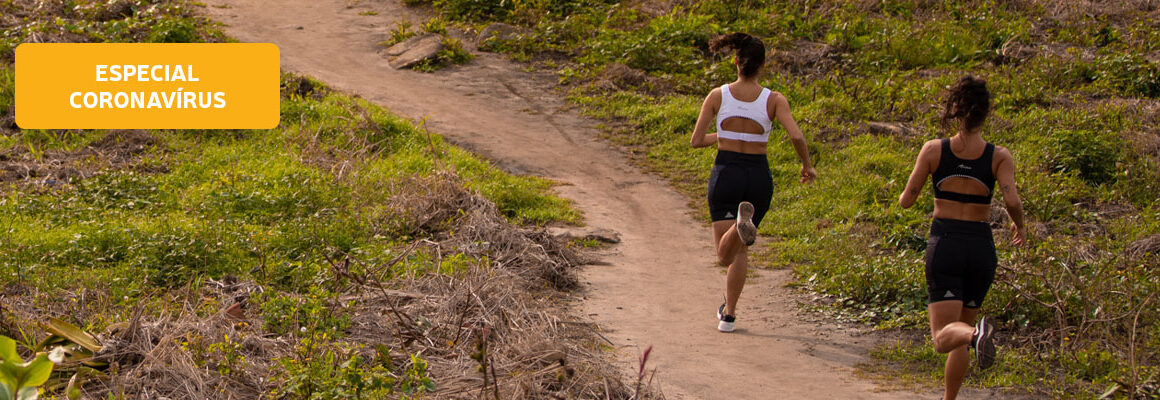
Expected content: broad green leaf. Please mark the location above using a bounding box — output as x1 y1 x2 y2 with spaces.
0 337 18 364
0 363 21 387
17 354 52 388
15 386 37 400
43 319 101 353
0 382 12 400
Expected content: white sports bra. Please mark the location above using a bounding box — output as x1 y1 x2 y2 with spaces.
716 84 774 143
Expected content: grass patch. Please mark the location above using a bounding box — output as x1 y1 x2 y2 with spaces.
0 1 597 398
432 0 1160 396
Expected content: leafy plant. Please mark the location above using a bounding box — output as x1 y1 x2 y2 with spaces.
1097 54 1160 98
432 0 512 22
0 335 57 400
204 335 246 377
412 37 474 72
268 338 433 399
253 288 351 337
420 17 447 35
1038 129 1124 185
382 20 417 47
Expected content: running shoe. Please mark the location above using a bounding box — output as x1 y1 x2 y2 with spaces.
736 201 757 246
971 316 996 370
717 303 736 332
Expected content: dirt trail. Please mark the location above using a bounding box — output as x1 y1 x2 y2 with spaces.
205 2 935 398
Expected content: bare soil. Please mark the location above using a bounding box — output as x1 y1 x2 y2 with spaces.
204 1 971 398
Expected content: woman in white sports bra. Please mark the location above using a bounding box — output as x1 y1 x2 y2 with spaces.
689 32 817 332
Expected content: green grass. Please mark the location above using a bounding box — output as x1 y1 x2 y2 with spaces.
0 1 579 397
413 0 1160 396
1 71 577 299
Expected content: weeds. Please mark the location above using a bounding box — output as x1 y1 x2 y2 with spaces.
440 0 1160 396
412 37 475 72
0 2 621 398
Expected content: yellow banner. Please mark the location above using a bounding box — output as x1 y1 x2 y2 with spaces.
16 43 280 129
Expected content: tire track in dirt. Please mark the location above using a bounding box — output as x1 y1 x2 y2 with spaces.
204 2 937 398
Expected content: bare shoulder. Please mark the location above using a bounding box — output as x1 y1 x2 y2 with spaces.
912 139 940 164
702 88 722 110
705 87 722 103
769 91 789 106
993 145 1014 161
768 91 789 113
921 139 941 153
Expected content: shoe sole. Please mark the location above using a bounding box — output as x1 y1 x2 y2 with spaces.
975 316 996 370
736 202 757 246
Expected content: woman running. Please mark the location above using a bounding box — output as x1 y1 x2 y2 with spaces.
899 75 1026 400
689 32 817 333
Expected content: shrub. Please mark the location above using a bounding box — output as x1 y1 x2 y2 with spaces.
253 288 352 337
146 17 200 43
433 0 512 22
1038 129 1124 185
581 12 717 75
269 339 434 399
1097 55 1160 98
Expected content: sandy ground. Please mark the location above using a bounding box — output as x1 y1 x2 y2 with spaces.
202 1 987 398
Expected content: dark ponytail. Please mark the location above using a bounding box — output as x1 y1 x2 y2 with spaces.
942 75 991 131
710 33 765 78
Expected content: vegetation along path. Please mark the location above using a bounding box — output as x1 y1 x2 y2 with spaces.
207 1 962 398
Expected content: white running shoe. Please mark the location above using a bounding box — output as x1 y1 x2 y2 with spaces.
736 202 757 246
971 316 996 370
717 303 736 332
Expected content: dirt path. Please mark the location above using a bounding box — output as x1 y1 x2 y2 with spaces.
205 2 936 398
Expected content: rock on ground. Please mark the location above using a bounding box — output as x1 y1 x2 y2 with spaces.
477 22 521 50
866 121 916 138
549 227 621 244
382 34 443 69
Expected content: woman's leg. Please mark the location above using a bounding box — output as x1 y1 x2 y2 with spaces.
929 301 978 400
713 220 746 267
713 220 747 315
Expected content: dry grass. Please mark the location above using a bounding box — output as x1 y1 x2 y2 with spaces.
1 170 655 399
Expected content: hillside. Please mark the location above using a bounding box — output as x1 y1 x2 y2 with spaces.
396 0 1160 397
0 1 659 398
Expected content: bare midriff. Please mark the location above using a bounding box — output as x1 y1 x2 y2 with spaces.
717 137 767 154
932 177 992 222
717 117 768 154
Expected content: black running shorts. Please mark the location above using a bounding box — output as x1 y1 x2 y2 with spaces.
707 150 773 228
924 218 997 309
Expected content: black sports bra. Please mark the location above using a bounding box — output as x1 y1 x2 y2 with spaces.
931 138 996 205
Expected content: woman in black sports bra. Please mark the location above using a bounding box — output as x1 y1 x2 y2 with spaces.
689 33 817 332
899 76 1026 400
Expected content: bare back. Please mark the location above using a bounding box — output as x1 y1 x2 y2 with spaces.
931 137 997 222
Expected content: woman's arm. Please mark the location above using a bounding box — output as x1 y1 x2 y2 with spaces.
995 146 1026 246
899 140 937 208
772 93 816 183
690 90 721 148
